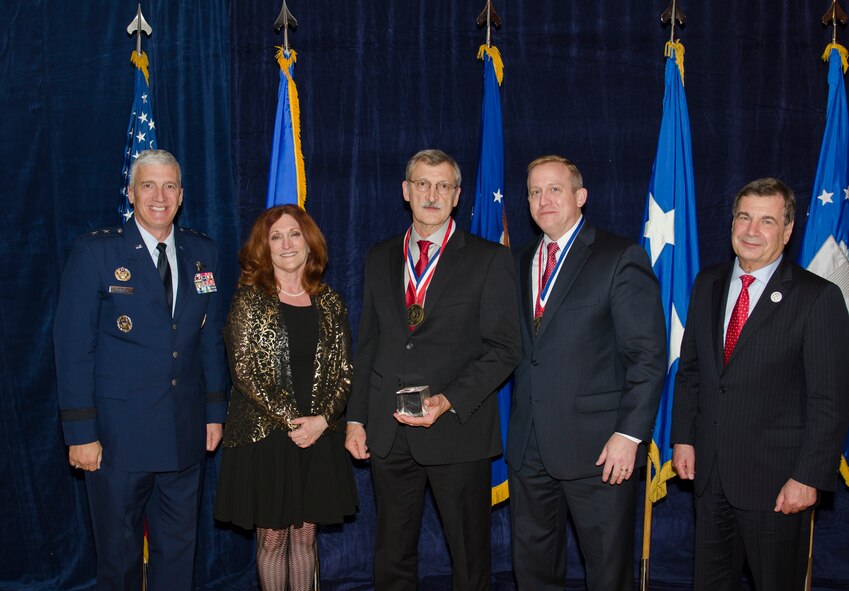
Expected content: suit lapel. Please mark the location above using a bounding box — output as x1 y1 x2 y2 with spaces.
173 228 194 320
421 230 464 318
124 220 170 315
519 241 537 342
387 235 408 329
535 223 594 341
726 258 793 366
711 268 732 372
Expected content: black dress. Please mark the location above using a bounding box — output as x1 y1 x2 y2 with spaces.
214 301 358 530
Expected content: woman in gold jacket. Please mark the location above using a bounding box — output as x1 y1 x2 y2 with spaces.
215 205 357 591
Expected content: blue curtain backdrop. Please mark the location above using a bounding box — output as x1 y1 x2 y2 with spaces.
2 1 849 589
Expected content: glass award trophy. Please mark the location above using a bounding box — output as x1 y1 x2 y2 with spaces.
395 385 431 417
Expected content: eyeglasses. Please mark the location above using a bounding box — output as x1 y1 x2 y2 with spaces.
408 178 457 196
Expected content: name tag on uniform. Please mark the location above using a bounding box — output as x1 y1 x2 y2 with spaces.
109 286 134 295
194 272 218 294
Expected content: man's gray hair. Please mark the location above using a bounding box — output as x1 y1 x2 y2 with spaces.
128 149 182 188
404 149 461 187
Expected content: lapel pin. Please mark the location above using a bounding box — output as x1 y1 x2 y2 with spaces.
195 261 205 272
135 243 144 250
770 291 782 303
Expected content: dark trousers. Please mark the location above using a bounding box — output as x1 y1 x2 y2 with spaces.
370 426 492 591
694 463 811 591
85 460 205 591
509 426 637 591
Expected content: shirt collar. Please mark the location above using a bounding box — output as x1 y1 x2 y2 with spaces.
543 215 584 251
135 218 176 255
732 253 783 285
410 217 453 246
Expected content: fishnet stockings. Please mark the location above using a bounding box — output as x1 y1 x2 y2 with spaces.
256 524 318 591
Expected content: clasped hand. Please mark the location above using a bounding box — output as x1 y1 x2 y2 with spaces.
289 415 328 448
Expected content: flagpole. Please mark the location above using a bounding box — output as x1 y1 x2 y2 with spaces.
804 509 815 591
640 470 652 591
640 5 698 591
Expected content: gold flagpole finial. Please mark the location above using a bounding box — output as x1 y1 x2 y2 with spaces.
823 0 848 44
126 3 152 57
476 1 502 48
660 0 686 44
274 0 298 52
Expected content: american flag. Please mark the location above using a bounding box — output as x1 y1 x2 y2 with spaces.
119 51 158 224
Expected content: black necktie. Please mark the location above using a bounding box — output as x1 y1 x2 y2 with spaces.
156 242 173 314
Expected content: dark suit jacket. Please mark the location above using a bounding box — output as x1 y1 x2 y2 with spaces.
506 222 667 480
671 257 849 510
54 219 227 472
349 228 521 464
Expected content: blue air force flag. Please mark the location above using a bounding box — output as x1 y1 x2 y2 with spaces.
640 42 700 503
470 44 511 505
119 51 158 224
797 44 849 486
267 48 306 209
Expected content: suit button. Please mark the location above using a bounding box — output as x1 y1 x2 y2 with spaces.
172 323 177 331
171 378 177 386
172 351 179 358
719 386 727 394
531 359 538 366
406 342 414 350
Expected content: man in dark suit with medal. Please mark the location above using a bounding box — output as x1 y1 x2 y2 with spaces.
507 155 667 590
54 149 227 590
346 149 520 590
672 178 849 591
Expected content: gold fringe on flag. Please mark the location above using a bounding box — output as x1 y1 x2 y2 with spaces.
275 47 307 209
647 440 679 503
822 42 849 73
840 455 849 487
477 45 504 86
131 50 151 87
664 41 685 85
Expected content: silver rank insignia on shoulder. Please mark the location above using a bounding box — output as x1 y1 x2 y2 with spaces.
115 267 131 281
117 315 133 333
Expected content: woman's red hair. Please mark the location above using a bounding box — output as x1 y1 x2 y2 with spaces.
237 205 328 296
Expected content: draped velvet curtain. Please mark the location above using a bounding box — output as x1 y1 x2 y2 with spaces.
2 1 848 589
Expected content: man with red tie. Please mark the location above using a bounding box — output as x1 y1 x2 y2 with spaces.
507 155 667 590
672 178 849 591
346 149 520 590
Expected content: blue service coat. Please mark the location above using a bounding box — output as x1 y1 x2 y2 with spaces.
54 219 227 472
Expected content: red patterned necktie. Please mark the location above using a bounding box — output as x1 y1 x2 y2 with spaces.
724 274 755 365
534 241 560 320
405 240 431 308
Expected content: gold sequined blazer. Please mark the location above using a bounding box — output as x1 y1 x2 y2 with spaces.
221 284 352 447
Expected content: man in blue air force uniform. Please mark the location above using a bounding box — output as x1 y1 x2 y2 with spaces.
54 149 227 590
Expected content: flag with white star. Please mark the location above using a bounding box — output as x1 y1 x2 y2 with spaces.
119 50 158 224
640 42 700 503
470 44 511 505
797 44 849 487
267 48 306 209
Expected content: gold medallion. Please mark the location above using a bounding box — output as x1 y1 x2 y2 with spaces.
114 267 131 281
117 315 133 333
407 304 425 327
534 316 542 334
